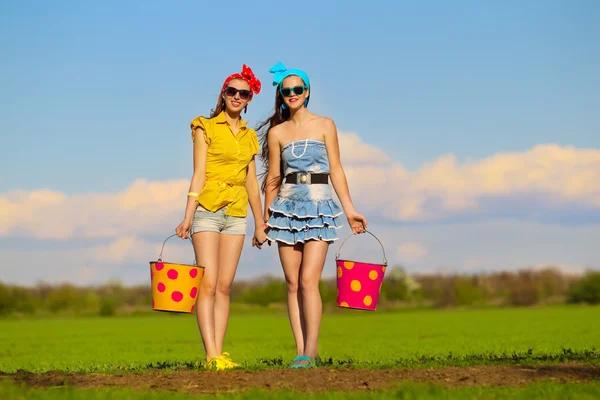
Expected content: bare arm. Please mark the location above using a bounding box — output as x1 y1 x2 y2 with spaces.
263 127 282 221
245 157 263 230
323 118 367 234
184 127 208 222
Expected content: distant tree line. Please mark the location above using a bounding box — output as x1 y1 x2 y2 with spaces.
0 267 598 317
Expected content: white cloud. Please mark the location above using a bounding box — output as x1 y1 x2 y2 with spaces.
1 133 599 284
0 179 189 240
1 137 599 242
338 132 391 165
92 236 153 265
332 220 599 277
0 234 198 285
396 242 428 262
344 143 600 221
0 220 597 285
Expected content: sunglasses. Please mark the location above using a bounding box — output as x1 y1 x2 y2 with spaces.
280 85 307 97
224 87 252 100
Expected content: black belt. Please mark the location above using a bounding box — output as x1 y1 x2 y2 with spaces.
284 172 329 184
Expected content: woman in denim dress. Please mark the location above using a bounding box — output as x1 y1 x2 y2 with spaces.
258 62 368 368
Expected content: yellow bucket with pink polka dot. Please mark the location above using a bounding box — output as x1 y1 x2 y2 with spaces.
335 230 388 311
150 234 204 313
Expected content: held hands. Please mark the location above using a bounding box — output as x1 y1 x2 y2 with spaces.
176 218 270 247
175 219 192 240
252 225 269 249
346 211 368 235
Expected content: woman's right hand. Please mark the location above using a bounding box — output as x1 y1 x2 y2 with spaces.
175 219 192 239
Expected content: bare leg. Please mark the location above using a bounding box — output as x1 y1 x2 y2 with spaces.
192 231 220 360
214 233 245 355
300 240 329 358
278 242 306 355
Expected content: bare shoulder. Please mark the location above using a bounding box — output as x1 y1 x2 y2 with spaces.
322 117 336 129
269 123 285 137
318 117 337 138
267 123 285 147
307 114 334 127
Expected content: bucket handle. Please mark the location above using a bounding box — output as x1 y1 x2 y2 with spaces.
157 233 195 265
335 230 388 266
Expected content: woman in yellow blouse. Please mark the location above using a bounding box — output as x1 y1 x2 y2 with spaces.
175 64 267 370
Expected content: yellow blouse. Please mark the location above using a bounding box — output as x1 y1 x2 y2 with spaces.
190 111 259 217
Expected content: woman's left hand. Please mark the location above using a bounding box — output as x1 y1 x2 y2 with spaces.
252 227 268 249
346 211 367 234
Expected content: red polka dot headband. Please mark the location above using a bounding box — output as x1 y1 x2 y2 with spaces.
222 64 262 95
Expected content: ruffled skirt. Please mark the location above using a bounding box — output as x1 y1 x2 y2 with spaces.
266 197 344 244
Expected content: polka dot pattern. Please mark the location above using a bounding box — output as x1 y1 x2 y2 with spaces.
150 261 204 313
171 291 183 302
335 259 387 311
167 269 178 280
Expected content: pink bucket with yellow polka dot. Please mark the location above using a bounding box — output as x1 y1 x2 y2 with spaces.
149 234 204 313
335 231 388 311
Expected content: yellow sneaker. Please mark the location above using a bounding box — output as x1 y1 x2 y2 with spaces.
204 356 219 371
220 352 240 368
204 354 239 371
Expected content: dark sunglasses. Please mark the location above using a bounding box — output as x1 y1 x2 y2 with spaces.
224 87 252 100
280 85 307 97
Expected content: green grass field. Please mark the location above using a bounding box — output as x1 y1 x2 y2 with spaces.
1 305 599 373
1 306 599 399
2 381 600 400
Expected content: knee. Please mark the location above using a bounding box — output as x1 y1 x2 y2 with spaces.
216 282 231 296
199 280 216 296
300 277 320 292
286 279 299 294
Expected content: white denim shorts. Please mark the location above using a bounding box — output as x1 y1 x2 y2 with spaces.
190 204 247 236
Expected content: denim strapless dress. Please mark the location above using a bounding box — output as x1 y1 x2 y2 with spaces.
266 139 343 244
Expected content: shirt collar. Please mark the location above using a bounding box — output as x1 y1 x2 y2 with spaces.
214 111 249 127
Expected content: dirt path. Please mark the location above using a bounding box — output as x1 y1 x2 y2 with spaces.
3 364 599 394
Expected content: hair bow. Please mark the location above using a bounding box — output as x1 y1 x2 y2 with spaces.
268 61 310 89
239 64 261 94
222 64 262 95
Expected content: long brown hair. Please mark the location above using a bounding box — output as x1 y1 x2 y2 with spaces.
209 94 226 118
257 90 290 193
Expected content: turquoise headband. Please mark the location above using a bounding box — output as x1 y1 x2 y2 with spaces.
269 62 310 88
269 62 310 107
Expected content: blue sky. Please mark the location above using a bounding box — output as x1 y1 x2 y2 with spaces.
1 1 599 285
2 0 598 193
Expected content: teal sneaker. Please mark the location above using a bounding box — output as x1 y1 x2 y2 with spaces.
291 355 320 369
